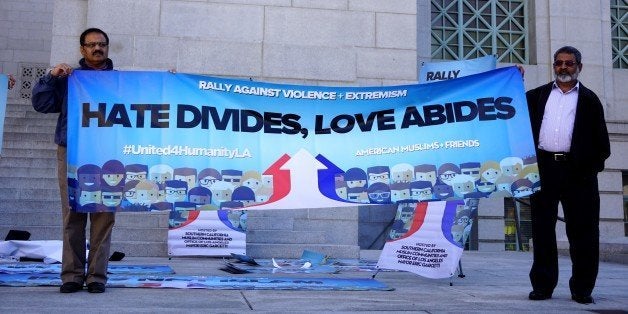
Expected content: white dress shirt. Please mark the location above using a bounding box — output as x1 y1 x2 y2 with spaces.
538 82 579 152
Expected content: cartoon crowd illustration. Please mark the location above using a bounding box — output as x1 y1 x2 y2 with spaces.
68 155 538 231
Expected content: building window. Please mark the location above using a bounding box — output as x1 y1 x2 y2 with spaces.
431 0 528 63
18 63 48 104
623 172 628 236
611 0 628 69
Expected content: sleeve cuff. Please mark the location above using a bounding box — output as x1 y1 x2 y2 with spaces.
42 71 58 84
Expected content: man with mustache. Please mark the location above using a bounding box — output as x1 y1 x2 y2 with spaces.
525 46 610 304
32 28 115 294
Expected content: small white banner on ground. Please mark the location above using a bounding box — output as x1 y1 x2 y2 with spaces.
168 209 246 256
0 240 63 263
377 200 464 279
419 55 497 84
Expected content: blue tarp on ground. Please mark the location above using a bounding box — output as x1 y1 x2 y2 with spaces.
0 263 175 275
0 273 393 291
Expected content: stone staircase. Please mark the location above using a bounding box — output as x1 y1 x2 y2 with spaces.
0 96 169 257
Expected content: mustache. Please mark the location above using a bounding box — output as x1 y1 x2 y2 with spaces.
555 71 578 83
92 50 104 56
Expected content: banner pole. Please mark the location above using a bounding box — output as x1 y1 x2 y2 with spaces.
371 269 381 279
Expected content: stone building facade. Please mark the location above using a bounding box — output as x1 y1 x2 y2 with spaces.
0 0 625 258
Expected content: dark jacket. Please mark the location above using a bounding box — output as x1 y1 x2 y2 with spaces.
31 58 114 147
526 81 611 174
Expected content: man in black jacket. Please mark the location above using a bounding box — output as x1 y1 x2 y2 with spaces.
32 28 115 294
526 46 610 304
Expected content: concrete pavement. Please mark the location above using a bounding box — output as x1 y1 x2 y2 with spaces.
1 250 626 313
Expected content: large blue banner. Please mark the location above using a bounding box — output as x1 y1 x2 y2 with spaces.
67 66 538 212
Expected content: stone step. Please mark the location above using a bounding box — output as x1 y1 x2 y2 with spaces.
246 243 360 259
5 110 47 119
0 199 60 212
5 106 33 115
247 230 326 244
0 212 62 226
115 211 170 228
249 219 357 245
27 111 52 119
603 253 628 264
3 139 57 150
0 147 56 159
5 102 37 111
111 240 168 257
111 226 168 242
3 131 54 142
3 123 55 134
0 225 167 242
0 156 56 168
0 166 56 178
4 110 26 119
0 211 168 228
0 177 58 189
5 116 57 127
0 187 59 200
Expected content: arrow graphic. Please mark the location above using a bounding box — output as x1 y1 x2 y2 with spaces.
248 149 352 210
262 154 291 203
315 154 346 202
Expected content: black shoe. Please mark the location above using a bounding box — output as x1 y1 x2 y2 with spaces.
60 282 83 293
528 290 552 300
87 282 106 293
571 294 594 304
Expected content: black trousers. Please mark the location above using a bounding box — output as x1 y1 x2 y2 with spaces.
529 153 600 297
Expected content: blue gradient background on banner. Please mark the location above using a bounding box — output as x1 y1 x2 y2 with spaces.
66 66 536 211
68 66 534 171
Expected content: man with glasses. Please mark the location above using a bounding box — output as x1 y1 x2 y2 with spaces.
525 46 610 304
32 28 115 294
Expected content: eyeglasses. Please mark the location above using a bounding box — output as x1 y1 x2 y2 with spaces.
368 192 391 199
199 178 217 185
553 60 577 67
83 42 108 48
166 189 187 195
369 174 389 180
126 174 146 180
